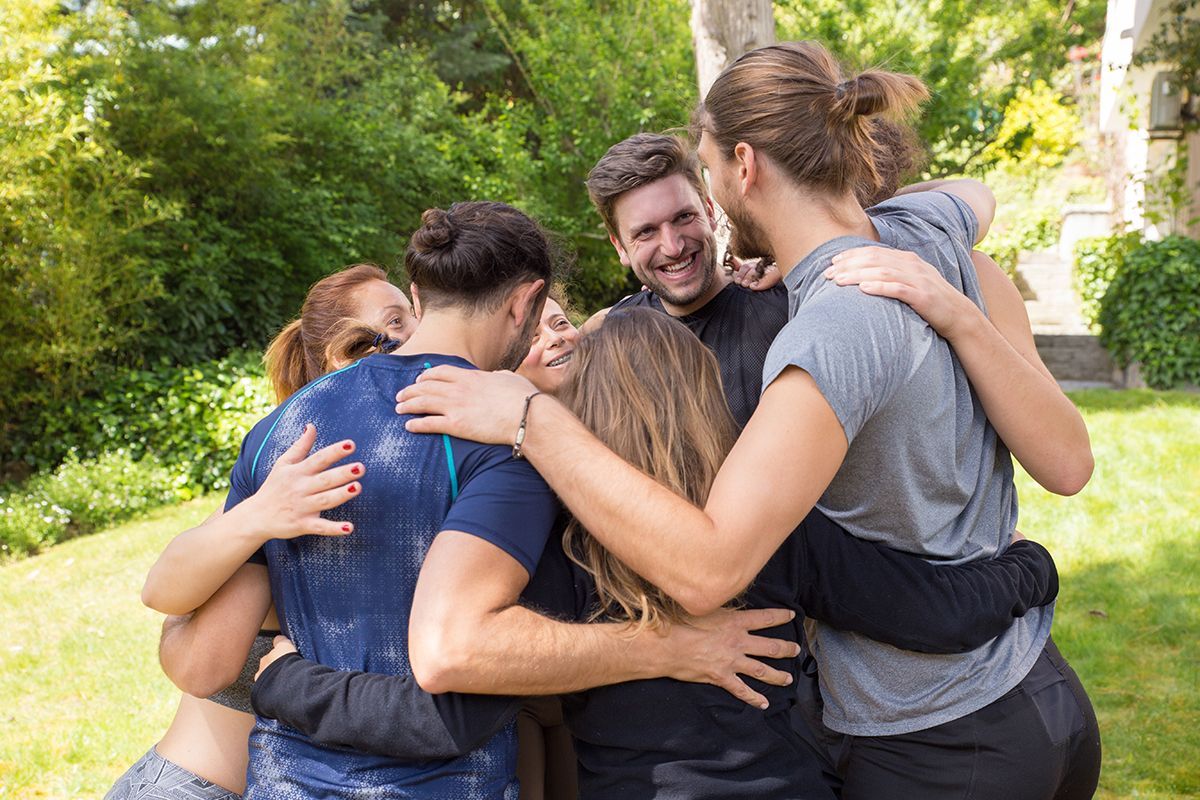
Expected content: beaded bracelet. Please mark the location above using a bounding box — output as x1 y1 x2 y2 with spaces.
512 391 542 460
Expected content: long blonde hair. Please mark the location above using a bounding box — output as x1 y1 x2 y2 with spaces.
557 308 738 631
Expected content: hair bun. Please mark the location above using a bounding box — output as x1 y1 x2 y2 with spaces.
832 71 926 123
412 207 456 252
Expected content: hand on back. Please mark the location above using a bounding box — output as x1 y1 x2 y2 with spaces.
241 423 364 541
727 256 782 291
655 607 800 710
824 246 974 340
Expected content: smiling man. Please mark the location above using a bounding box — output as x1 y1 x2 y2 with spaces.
588 133 785 427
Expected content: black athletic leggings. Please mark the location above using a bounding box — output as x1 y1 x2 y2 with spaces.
839 638 1101 800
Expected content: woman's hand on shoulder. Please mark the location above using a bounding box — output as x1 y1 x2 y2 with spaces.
240 424 363 541
824 246 975 340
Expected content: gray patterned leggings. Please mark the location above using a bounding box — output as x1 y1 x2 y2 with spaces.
105 747 241 800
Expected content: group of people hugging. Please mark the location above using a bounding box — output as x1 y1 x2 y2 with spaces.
110 40 1103 800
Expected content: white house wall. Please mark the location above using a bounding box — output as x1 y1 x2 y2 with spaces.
1099 0 1198 235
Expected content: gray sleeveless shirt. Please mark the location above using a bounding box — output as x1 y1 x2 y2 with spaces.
208 633 276 714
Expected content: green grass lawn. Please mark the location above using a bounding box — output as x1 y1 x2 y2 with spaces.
0 498 215 799
1 389 1197 798
1015 390 1200 799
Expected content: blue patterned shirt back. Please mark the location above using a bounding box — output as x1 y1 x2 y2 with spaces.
226 353 558 799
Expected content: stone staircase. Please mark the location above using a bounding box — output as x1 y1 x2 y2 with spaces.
1016 250 1120 388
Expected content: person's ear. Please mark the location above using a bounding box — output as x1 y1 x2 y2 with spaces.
733 142 758 197
702 194 718 230
509 279 546 330
410 283 423 319
609 232 632 268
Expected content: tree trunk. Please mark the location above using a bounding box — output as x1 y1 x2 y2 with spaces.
690 0 776 98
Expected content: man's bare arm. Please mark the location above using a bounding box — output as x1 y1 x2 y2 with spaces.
399 366 846 617
158 563 273 697
408 531 800 709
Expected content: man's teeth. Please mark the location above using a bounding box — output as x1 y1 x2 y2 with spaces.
547 352 573 367
661 255 694 275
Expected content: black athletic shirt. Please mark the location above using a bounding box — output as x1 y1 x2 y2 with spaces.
611 283 789 428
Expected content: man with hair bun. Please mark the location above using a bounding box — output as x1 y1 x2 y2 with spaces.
221 201 563 798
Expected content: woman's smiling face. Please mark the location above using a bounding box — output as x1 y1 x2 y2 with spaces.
517 298 580 395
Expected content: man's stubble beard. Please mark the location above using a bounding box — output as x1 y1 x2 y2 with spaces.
496 298 545 373
639 237 718 308
724 198 773 263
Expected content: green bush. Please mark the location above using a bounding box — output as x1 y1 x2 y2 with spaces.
15 351 274 490
2 352 274 559
1090 235 1200 389
0 451 180 560
1075 232 1142 329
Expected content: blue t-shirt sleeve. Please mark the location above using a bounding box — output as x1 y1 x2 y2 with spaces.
225 426 258 512
440 446 559 576
224 420 271 565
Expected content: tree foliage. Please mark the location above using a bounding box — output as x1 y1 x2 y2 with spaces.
0 1 174 458
774 0 1105 176
3 0 1109 471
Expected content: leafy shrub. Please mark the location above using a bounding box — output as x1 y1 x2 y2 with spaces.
0 451 179 560
1092 235 1200 389
1074 232 1142 329
14 351 274 491
2 350 274 559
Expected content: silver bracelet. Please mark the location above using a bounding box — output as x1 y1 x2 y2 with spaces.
512 391 542 460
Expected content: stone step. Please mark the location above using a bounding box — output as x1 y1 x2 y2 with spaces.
1014 250 1088 333
1033 333 1117 384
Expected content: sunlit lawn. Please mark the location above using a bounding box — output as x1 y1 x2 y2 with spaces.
0 499 213 799
0 389 1196 798
1014 390 1200 799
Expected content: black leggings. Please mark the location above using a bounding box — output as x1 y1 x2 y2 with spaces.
516 696 579 800
840 638 1101 800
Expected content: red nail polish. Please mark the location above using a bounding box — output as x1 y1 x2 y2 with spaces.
342 524 351 533
347 485 357 494
342 442 353 451
351 466 361 475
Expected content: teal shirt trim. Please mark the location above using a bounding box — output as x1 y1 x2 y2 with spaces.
441 434 459 501
250 362 362 483
423 361 460 501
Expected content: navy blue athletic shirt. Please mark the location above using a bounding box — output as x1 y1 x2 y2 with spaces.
225 352 559 800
